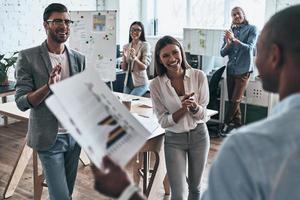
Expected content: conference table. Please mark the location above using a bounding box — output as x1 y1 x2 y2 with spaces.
0 81 16 125
1 92 217 199
0 81 15 102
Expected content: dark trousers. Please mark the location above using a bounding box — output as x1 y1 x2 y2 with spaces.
225 72 250 126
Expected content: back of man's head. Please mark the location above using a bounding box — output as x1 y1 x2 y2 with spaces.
263 5 300 62
43 3 68 22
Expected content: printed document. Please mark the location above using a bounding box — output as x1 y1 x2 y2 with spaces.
46 67 151 168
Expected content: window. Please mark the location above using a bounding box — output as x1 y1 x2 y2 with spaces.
119 0 140 46
144 0 266 38
190 0 226 29
156 0 186 36
228 0 266 30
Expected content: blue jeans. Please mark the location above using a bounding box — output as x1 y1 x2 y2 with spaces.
164 123 210 200
38 134 81 200
123 85 149 96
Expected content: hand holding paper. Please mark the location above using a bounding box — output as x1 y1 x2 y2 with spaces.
46 67 151 168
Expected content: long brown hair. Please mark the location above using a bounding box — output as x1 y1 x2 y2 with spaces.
230 6 249 29
128 21 146 43
154 35 191 77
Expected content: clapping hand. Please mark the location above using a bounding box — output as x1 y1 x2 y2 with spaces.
181 92 198 112
224 30 235 44
129 48 137 61
48 64 62 85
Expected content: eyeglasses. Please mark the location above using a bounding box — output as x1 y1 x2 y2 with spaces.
47 19 74 26
130 28 142 33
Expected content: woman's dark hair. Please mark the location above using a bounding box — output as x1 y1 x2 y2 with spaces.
43 3 68 22
128 21 146 43
230 6 249 29
154 35 191 76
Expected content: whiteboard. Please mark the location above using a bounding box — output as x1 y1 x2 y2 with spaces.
0 0 97 54
183 28 224 57
70 11 117 82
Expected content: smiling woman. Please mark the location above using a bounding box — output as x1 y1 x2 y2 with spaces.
150 35 210 199
121 21 152 96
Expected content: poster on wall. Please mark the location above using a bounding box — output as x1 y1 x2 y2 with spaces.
183 28 224 57
70 11 117 82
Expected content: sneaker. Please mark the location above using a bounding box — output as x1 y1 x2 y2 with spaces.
221 124 229 133
221 123 235 134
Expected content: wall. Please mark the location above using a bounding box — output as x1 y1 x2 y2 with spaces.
0 0 98 54
265 0 300 21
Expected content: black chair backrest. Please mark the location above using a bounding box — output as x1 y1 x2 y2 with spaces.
208 66 226 109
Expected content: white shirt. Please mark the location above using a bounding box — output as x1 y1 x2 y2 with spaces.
150 68 209 133
48 50 70 80
48 50 70 133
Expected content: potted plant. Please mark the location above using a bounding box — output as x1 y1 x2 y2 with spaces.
0 52 18 86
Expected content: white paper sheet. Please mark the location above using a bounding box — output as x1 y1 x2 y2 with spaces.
132 113 160 134
45 67 151 168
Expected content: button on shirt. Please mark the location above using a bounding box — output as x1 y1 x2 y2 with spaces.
202 93 300 200
149 68 209 133
220 24 258 75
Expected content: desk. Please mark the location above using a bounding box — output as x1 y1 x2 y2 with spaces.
0 81 16 126
1 94 217 199
0 81 15 101
1 97 164 199
115 93 166 199
0 96 164 199
106 69 126 92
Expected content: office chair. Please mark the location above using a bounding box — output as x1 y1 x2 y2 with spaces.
207 66 226 138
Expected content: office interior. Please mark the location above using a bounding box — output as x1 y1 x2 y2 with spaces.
0 0 298 199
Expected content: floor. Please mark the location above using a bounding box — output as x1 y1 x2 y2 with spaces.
0 120 224 200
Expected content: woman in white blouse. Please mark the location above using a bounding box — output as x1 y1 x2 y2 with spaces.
150 36 210 200
121 21 151 96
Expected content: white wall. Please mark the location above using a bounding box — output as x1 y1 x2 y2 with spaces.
0 0 99 54
265 0 300 21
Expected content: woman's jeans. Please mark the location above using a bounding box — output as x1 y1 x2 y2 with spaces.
38 134 81 200
165 123 210 200
123 84 149 96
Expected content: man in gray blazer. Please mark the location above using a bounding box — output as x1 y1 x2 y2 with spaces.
15 3 85 200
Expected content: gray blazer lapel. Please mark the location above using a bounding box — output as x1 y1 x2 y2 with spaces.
66 46 79 76
40 41 52 75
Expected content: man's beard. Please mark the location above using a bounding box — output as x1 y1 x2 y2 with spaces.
48 29 69 43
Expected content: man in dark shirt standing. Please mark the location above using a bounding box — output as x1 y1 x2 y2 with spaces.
220 7 258 133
